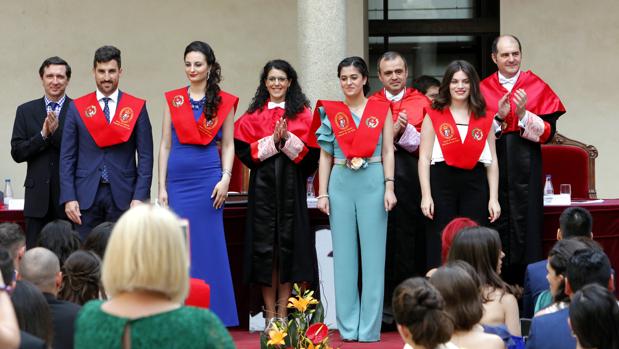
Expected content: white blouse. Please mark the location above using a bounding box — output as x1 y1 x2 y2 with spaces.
431 124 492 166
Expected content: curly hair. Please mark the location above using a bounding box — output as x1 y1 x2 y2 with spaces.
246 59 310 119
59 250 104 305
432 60 486 118
184 41 222 121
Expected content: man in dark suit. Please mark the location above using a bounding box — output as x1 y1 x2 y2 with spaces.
11 57 72 249
526 248 614 349
19 247 81 349
522 207 593 317
60 45 153 239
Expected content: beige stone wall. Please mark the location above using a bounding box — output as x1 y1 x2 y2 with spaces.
501 0 619 197
0 0 300 198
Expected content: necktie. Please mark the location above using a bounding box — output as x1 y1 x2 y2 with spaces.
102 97 111 123
267 101 285 109
47 102 59 113
101 97 111 182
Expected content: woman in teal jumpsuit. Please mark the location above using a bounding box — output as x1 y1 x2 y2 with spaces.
314 56 397 342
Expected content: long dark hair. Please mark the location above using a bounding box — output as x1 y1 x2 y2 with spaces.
11 280 54 346
432 60 486 118
337 56 370 96
59 250 105 305
246 59 310 119
448 226 520 298
184 41 221 121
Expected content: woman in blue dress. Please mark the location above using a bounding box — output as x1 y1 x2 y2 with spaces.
158 41 238 326
314 56 397 342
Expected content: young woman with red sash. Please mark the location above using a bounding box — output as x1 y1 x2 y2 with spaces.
234 60 319 323
419 60 500 268
158 41 238 326
313 56 397 342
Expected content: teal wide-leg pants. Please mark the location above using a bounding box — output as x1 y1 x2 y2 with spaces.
329 163 387 342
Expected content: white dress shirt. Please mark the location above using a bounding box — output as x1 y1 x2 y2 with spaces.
96 89 119 122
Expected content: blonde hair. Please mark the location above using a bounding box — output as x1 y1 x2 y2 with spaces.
102 205 189 303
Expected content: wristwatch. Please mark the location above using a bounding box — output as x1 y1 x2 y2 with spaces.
494 113 505 122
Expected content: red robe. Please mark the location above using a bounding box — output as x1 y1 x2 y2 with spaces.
481 70 566 269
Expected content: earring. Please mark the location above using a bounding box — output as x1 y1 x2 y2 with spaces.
207 70 211 80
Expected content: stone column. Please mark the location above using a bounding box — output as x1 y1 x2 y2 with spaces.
297 0 347 103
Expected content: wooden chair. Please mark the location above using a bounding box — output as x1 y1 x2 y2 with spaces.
541 132 598 199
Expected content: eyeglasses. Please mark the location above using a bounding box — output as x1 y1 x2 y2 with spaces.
267 76 288 83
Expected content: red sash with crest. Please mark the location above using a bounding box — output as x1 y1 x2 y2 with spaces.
427 108 493 170
73 92 144 148
165 87 238 145
312 99 389 158
370 88 430 130
480 70 566 133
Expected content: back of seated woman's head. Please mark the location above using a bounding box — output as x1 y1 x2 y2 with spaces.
82 222 114 259
38 219 81 266
430 262 483 331
11 279 53 345
102 205 189 303
392 277 453 349
569 284 619 349
447 226 514 295
59 250 103 305
441 217 478 264
547 239 588 304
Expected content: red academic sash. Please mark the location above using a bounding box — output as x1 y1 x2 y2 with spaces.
165 87 238 145
234 104 318 148
312 99 389 158
73 92 144 148
480 70 566 133
427 108 493 170
370 88 430 130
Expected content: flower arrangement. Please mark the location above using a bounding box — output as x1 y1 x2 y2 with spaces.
261 284 336 349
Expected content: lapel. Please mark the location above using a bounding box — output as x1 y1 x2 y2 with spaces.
36 97 47 126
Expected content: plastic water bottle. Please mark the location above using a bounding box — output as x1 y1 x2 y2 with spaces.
543 175 554 195
306 176 315 197
4 179 13 205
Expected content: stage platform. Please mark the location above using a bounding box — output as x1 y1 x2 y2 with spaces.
230 329 405 349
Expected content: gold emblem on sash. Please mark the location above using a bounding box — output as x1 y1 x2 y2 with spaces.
335 112 349 129
471 128 483 141
205 116 218 130
172 95 184 108
85 105 97 118
365 116 379 128
439 123 454 139
119 107 134 123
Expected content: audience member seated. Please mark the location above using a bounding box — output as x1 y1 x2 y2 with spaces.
37 220 80 267
426 217 478 278
82 222 114 260
19 247 81 349
59 250 105 305
448 226 521 336
534 239 588 317
526 248 614 349
74 205 235 349
392 277 457 349
429 262 504 349
523 207 593 318
10 280 53 347
569 284 619 349
0 247 20 349
0 223 26 270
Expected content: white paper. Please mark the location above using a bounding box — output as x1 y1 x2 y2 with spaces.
7 199 24 210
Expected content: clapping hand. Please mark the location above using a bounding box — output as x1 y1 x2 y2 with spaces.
273 117 289 144
512 89 527 120
393 110 408 137
497 93 511 120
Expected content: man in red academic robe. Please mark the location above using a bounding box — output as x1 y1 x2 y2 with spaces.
480 35 566 284
369 51 432 325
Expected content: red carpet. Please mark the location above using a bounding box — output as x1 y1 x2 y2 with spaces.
230 329 405 349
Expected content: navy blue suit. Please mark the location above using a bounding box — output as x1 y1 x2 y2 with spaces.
59 91 153 238
526 308 575 349
523 260 549 318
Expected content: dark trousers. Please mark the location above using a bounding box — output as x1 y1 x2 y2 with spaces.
428 162 489 268
25 198 66 250
77 183 124 240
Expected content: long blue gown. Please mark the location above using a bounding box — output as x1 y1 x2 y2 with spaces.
167 97 238 326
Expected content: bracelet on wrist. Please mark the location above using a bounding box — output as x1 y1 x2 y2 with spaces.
384 177 395 183
221 169 232 177
316 194 329 200
494 113 505 122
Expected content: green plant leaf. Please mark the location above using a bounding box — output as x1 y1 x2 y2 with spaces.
310 301 325 324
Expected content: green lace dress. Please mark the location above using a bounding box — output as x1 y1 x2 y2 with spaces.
75 300 236 349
